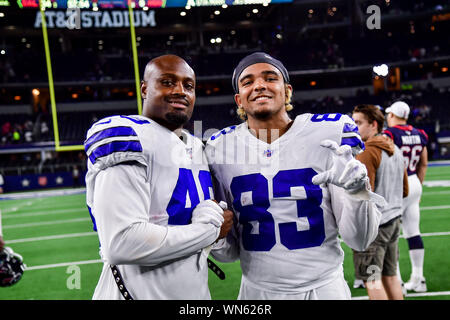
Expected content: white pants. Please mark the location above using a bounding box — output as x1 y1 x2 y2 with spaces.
237 272 351 300
402 174 422 238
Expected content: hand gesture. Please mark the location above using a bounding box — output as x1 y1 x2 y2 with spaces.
312 139 368 192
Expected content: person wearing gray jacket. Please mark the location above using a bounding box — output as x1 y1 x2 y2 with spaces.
351 104 408 300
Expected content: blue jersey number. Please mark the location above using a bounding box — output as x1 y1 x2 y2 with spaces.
231 168 325 251
311 113 342 122
166 169 212 225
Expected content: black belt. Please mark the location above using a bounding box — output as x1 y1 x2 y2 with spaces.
380 215 401 227
110 258 225 300
207 258 225 280
110 264 134 300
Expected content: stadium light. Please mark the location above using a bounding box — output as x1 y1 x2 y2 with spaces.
373 64 389 77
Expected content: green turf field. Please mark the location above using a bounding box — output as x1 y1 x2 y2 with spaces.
1 165 449 300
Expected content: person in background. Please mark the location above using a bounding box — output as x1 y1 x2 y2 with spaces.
352 104 408 300
384 101 429 293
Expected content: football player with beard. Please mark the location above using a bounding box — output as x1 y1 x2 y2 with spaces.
85 55 232 300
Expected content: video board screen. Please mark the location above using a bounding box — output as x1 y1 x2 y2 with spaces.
19 0 292 9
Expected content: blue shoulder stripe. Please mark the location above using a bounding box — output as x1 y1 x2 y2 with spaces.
342 123 359 134
341 136 365 150
89 140 143 164
85 126 138 153
87 206 97 232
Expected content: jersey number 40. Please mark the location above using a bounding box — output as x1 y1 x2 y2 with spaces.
231 168 325 251
166 169 213 225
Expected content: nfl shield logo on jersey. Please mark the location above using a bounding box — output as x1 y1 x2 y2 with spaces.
186 148 193 159
263 149 273 157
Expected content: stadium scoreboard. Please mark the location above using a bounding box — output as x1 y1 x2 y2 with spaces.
17 0 292 9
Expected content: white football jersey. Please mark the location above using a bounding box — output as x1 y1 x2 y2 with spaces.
84 115 218 300
206 113 381 297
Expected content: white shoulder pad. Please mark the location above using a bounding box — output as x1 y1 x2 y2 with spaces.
309 113 365 155
84 115 150 170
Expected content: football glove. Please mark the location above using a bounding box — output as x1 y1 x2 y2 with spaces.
0 247 25 287
191 199 224 228
195 201 227 271
312 139 368 193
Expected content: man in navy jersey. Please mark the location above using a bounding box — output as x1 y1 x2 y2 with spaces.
384 101 428 292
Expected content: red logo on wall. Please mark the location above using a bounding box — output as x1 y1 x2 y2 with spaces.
38 176 48 186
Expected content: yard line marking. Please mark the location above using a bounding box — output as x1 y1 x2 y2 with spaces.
4 203 86 212
421 205 450 211
25 259 103 271
0 199 42 214
341 231 450 243
405 291 450 298
422 191 450 196
401 231 450 237
423 181 450 187
0 188 85 201
3 218 91 229
1 208 87 219
5 232 97 244
398 231 450 238
352 291 450 300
